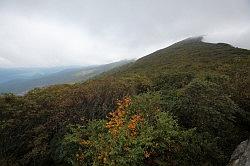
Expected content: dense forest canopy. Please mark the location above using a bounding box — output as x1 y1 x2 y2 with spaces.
0 37 249 165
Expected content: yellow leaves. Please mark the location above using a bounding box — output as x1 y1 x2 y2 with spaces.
79 140 92 146
106 97 131 137
128 115 144 137
75 95 164 165
144 151 151 158
98 151 108 164
106 96 144 138
106 97 143 137
106 109 126 137
115 96 131 111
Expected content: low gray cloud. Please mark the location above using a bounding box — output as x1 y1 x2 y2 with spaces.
0 0 249 67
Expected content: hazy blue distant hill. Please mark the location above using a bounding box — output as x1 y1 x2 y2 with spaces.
0 67 71 83
0 60 132 94
0 37 249 166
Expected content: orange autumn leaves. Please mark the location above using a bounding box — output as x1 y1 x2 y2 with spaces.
76 96 148 164
106 97 143 137
128 115 144 137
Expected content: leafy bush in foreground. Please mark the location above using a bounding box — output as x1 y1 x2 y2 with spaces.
57 94 226 165
1 39 249 165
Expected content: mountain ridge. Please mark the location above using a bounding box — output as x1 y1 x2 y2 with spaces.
0 60 133 94
0 38 249 165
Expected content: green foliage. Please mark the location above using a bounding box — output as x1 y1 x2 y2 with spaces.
59 94 198 165
0 94 86 165
154 72 195 91
56 93 234 165
161 79 249 163
1 39 249 165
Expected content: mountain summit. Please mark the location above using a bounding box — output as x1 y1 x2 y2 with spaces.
1 38 249 166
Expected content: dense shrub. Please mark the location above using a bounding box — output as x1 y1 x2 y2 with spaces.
161 79 249 163
1 39 249 165
56 94 230 165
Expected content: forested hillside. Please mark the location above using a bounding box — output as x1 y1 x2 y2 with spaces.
0 37 249 165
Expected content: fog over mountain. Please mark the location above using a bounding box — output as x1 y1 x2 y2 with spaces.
0 0 249 68
1 1 250 165
0 60 133 94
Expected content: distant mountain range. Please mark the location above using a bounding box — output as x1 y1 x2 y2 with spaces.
0 60 133 94
1 37 249 165
0 66 72 83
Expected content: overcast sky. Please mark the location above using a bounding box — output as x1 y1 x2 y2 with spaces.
0 0 249 68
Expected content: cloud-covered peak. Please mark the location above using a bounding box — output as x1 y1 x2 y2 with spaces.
0 0 249 67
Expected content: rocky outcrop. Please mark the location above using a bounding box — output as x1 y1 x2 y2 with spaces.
228 138 250 166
